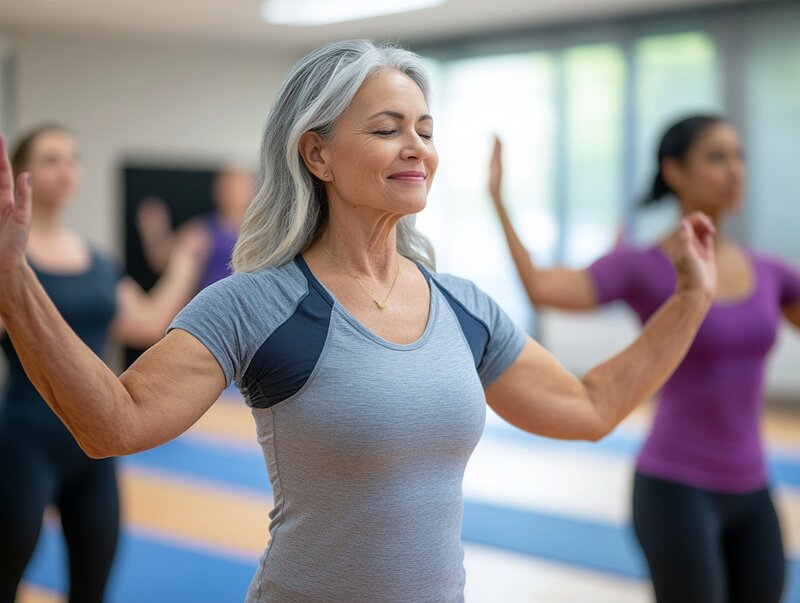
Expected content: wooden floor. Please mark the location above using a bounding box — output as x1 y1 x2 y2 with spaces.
17 395 800 602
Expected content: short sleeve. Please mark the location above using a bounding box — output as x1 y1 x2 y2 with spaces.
167 266 307 387
477 292 527 387
586 245 641 305
767 256 800 308
432 273 527 388
168 279 245 385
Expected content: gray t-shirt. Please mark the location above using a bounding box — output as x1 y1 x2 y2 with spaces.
169 256 526 603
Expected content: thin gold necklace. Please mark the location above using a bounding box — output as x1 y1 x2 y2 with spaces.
322 245 400 310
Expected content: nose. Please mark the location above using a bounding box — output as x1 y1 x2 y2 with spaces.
400 130 429 162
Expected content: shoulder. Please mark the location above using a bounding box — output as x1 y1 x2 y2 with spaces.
427 271 491 310
195 262 308 314
748 247 795 271
588 243 661 277
748 248 800 288
87 246 125 283
609 243 662 262
425 269 502 332
169 261 312 384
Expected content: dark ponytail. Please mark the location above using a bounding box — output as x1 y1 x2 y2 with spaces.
641 114 727 207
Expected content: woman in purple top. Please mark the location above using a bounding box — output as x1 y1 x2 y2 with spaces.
489 116 800 603
136 166 253 291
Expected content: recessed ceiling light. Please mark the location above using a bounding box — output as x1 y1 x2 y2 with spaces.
260 0 446 26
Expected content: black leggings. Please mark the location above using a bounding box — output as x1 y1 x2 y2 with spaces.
0 417 120 603
633 471 785 603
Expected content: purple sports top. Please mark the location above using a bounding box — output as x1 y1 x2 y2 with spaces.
198 214 239 291
588 246 800 493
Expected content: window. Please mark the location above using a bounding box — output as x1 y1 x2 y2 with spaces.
563 44 625 266
419 53 556 327
421 31 719 329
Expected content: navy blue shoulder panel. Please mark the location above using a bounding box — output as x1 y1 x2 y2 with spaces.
420 266 490 369
242 256 333 409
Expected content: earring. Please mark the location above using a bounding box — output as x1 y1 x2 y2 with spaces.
324 171 331 179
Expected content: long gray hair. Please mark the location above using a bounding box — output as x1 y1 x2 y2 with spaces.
232 39 436 273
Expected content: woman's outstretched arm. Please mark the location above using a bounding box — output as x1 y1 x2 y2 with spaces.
0 135 224 458
488 136 599 310
486 212 716 441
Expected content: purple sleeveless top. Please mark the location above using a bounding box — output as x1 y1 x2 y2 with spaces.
588 246 800 493
198 214 238 291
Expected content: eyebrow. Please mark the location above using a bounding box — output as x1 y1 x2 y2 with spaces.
368 110 433 122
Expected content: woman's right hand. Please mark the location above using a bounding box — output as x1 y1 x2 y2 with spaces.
488 135 503 205
136 195 172 240
0 135 32 276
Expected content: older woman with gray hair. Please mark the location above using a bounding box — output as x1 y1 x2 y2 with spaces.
0 40 716 602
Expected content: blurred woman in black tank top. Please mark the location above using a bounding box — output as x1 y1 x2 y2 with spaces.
0 125 203 603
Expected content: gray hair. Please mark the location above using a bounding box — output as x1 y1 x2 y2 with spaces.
232 39 436 273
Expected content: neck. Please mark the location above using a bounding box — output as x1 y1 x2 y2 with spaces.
681 206 728 249
30 202 64 237
217 205 245 231
314 202 403 281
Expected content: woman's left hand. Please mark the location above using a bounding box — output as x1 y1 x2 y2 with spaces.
665 211 717 302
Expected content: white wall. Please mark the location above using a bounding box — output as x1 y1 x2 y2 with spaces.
7 32 297 258
2 30 798 404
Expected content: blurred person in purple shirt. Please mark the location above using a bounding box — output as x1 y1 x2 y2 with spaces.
137 164 253 291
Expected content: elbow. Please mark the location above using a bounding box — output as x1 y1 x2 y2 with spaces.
525 289 549 309
582 392 616 442
78 439 117 459
76 429 135 459
583 422 610 443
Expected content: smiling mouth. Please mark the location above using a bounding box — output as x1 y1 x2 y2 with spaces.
388 172 426 182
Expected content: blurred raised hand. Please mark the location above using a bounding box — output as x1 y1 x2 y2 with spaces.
0 135 32 276
665 211 717 301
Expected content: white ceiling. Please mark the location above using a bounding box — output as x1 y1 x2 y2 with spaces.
0 0 757 53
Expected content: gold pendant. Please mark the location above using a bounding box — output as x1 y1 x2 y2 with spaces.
375 300 388 309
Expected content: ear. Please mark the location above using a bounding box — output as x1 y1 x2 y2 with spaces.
661 157 685 195
298 131 332 182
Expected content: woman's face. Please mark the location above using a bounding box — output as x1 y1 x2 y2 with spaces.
670 122 745 216
27 131 81 209
318 69 438 217
213 167 253 219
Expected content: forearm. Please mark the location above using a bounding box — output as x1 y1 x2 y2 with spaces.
117 248 203 347
582 289 711 437
145 250 202 327
140 232 175 274
491 195 596 310
491 195 544 304
0 264 139 457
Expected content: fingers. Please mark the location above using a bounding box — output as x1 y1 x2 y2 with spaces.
683 211 716 239
490 136 501 164
0 135 14 202
15 172 32 220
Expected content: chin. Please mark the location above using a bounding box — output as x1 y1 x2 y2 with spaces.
52 195 76 210
725 194 744 213
386 196 427 216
